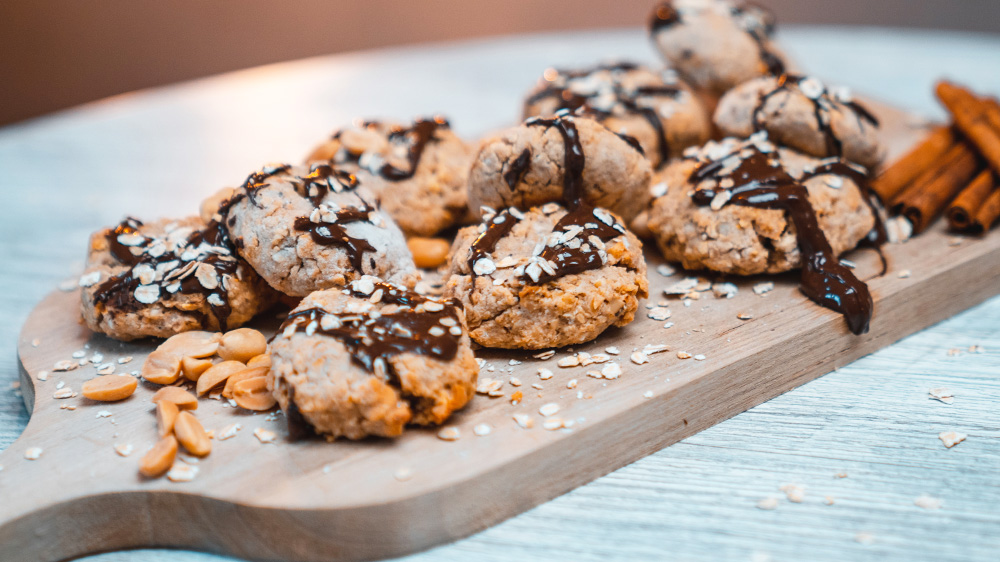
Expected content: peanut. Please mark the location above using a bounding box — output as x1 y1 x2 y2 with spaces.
139 435 178 478
222 366 269 399
199 186 236 223
141 349 182 385
181 356 213 381
156 400 179 437
407 237 450 269
151 386 198 410
196 360 246 396
160 330 222 358
232 376 277 411
217 328 267 363
81 375 137 402
174 411 211 457
247 353 271 369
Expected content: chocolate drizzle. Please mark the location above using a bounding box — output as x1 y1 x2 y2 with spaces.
278 281 463 384
532 205 628 284
93 217 242 331
752 75 880 158
292 206 378 271
293 163 359 207
526 114 587 205
505 149 533 189
689 141 885 334
331 117 450 181
525 63 679 166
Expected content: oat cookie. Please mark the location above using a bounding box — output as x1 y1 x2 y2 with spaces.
468 113 652 223
223 162 417 297
269 277 478 440
714 74 885 169
523 62 710 168
444 204 648 349
305 117 474 237
649 0 786 96
80 216 276 341
647 134 878 275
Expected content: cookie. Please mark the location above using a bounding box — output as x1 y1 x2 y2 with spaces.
647 134 878 276
305 117 474 237
714 74 885 169
522 62 711 168
223 162 418 297
467 113 652 223
649 0 786 96
80 216 276 341
269 277 478 440
444 204 648 349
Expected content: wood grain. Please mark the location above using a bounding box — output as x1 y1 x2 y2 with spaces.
0 96 998 561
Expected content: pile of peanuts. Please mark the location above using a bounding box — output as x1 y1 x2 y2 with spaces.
80 327 274 479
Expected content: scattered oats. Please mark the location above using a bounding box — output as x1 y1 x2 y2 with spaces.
664 277 698 295
133 284 160 304
824 496 835 506
780 484 805 503
566 379 578 389
533 350 555 360
322 464 333 474
537 368 553 380
605 346 620 355
710 190 731 210
897 269 911 279
509 377 522 387
475 358 487 369
756 497 779 510
677 351 692 360
631 352 649 365
542 418 572 431
928 387 954 405
36 371 48 381
914 494 943 510
886 216 913 243
114 443 134 457
476 377 503 395
96 410 112 418
643 390 653 399
948 237 962 247
647 306 672 321
656 264 676 277
473 258 496 276
56 381 65 389
737 312 753 320
89 352 104 364
96 364 115 375
947 348 962 357
117 356 133 365
78 271 102 288
437 426 461 441
218 423 242 441
31 338 41 347
662 322 674 329
394 467 414 481
753 282 774 296
53 388 75 399
712 282 738 299
52 360 78 372
60 404 76 411
693 354 706 361
834 471 848 479
167 462 199 483
650 181 669 198
969 345 985 354
586 370 603 379
683 300 692 307
24 447 44 460
538 403 560 417
855 532 875 545
580 353 609 366
938 431 967 448
473 424 492 437
72 350 86 359
253 428 276 444
531 383 544 390
601 363 622 379
557 356 580 368
513 413 534 429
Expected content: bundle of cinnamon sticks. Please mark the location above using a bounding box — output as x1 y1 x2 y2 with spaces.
873 81 1000 236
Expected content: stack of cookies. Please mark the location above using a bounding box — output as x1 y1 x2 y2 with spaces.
77 0 894 440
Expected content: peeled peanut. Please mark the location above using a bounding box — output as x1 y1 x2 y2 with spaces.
407 237 450 269
139 435 178 478
199 186 236 223
160 331 222 358
174 411 211 457
141 350 182 385
232 376 277 411
222 366 269 399
181 357 213 381
156 400 179 437
151 386 198 410
196 360 246 396
247 353 271 369
81 375 137 402
217 328 267 363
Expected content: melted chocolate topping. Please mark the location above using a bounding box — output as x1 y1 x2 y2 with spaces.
331 117 450 181
525 64 679 166
689 143 884 334
752 75 879 158
279 281 463 382
532 205 628 284
469 209 522 277
293 206 378 271
505 148 533 189
94 217 242 331
526 115 587 205
293 163 360 207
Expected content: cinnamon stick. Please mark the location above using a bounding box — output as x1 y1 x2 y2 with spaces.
892 141 981 233
871 125 956 203
936 81 1000 175
947 169 996 231
973 188 1000 235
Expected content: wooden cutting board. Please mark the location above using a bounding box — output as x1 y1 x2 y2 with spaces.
2 100 999 562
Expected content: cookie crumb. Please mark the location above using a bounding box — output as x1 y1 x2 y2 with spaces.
114 443 134 457
217 423 242 441
753 282 774 296
630 351 649 365
938 431 967 448
647 307 672 321
253 428 276 444
677 351 692 360
737 312 753 320
779 483 805 503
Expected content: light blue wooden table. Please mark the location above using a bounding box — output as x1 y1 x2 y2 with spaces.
1 25 998 562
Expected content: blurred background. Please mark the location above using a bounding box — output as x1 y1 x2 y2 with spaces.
1 0 998 126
